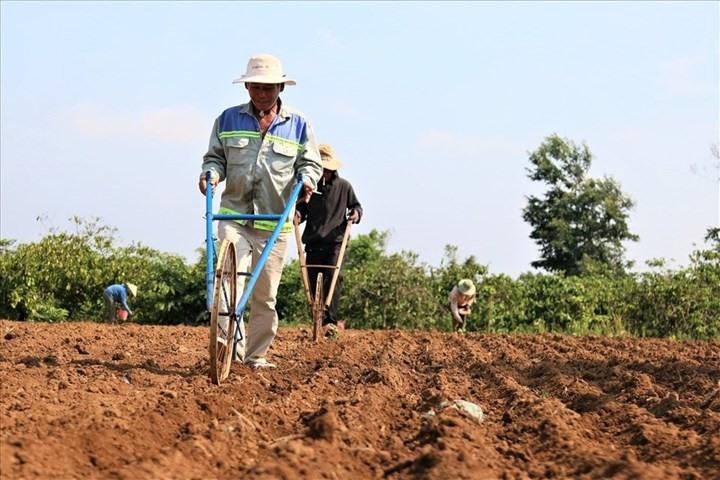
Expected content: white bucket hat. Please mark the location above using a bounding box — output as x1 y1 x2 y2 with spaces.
232 54 296 86
319 144 343 171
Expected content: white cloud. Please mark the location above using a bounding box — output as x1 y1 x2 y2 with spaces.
60 104 210 143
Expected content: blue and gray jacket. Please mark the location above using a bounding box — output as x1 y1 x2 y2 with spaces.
201 100 323 231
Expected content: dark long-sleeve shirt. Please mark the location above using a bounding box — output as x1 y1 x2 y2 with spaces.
297 172 362 245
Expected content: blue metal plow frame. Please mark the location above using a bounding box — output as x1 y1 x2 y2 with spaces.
204 171 303 353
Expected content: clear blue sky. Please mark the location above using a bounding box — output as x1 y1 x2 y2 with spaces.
1 1 718 276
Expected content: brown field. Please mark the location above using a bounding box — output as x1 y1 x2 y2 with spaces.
1 319 719 479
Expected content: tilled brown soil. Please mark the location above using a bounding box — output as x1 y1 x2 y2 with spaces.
1 319 719 480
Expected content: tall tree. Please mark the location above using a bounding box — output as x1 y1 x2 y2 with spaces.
705 227 720 253
523 134 638 276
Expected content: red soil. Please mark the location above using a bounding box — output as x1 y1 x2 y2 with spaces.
1 319 718 479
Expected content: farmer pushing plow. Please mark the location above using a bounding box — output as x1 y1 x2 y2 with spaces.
294 143 362 341
199 54 322 383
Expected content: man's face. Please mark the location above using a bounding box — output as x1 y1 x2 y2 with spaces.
246 83 283 111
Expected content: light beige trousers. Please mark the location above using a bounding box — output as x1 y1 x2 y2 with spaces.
218 221 289 363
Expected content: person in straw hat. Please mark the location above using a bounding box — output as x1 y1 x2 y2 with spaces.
295 143 362 339
103 282 137 323
448 279 476 333
199 54 322 369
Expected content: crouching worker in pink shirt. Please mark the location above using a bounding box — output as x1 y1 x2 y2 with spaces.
448 279 476 333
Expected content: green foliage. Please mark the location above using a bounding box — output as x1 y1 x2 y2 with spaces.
338 230 439 330
523 134 638 276
474 274 528 333
625 250 720 339
276 259 310 325
516 273 627 335
343 229 388 270
278 229 442 330
469 260 719 339
0 217 206 324
343 249 438 330
2 220 718 340
105 244 207 325
705 227 720 253
0 220 111 321
427 245 488 331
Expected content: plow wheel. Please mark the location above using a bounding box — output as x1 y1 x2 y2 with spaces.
209 240 237 385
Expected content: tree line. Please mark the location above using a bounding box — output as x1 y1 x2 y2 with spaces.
1 135 718 338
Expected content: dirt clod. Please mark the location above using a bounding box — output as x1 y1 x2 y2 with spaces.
18 357 41 368
304 405 339 441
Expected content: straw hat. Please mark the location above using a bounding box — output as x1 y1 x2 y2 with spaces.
232 54 296 85
457 279 476 297
125 283 138 297
319 144 343 171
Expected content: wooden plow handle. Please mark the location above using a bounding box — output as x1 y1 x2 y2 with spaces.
326 221 353 308
293 217 313 305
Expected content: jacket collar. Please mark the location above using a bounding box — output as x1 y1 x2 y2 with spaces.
239 98 289 120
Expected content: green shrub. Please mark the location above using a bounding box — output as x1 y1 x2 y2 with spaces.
0 217 206 324
626 251 720 339
2 221 717 339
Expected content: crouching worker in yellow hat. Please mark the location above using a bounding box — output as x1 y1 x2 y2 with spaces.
448 279 476 333
103 283 137 323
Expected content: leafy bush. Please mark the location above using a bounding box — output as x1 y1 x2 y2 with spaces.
2 220 718 339
339 231 439 330
625 251 720 339
0 217 206 324
476 275 521 333
276 259 310 325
